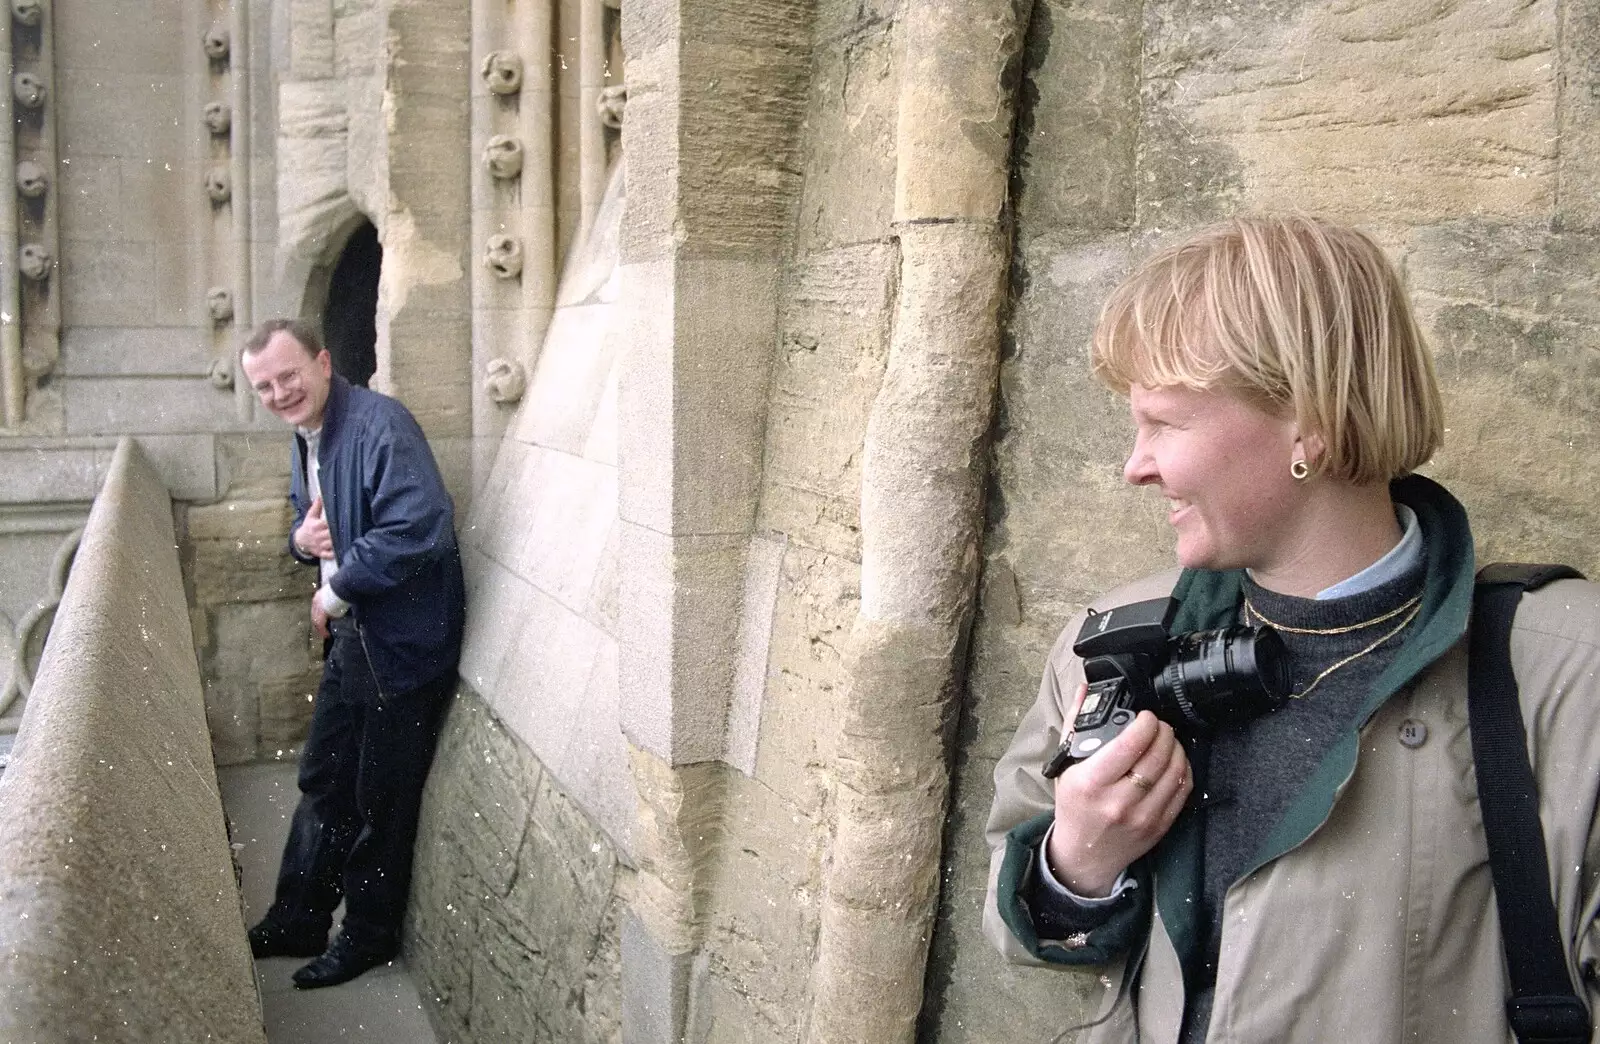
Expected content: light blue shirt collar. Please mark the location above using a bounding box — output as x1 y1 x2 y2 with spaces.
1314 504 1421 600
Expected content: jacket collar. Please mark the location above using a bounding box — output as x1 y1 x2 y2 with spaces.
1152 474 1477 980
318 374 353 448
1167 474 1475 661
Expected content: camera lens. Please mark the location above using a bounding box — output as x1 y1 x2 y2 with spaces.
1153 626 1291 729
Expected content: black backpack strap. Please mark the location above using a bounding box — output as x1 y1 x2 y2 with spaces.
1469 562 1590 1044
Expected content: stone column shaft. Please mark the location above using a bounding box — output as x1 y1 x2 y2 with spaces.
230 0 256 420
1 11 21 429
806 0 1031 1040
2 0 59 431
577 0 608 246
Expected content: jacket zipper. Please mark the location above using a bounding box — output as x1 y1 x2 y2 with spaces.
355 623 389 703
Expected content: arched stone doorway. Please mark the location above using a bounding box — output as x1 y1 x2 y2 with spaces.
320 219 380 387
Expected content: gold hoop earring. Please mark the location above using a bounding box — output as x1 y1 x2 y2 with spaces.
1290 459 1310 481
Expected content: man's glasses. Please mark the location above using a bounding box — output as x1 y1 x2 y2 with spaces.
251 365 310 400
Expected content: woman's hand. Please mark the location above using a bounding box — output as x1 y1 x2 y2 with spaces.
1046 682 1192 897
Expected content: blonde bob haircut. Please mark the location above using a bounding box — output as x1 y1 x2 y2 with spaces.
1090 214 1444 486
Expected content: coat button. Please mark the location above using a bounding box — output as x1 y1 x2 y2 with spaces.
1399 719 1428 748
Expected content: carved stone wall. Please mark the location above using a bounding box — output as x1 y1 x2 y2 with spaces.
0 503 84 740
0 0 297 761
410 685 626 1044
421 0 1600 1040
5 3 1595 1043
1 0 60 434
273 0 473 510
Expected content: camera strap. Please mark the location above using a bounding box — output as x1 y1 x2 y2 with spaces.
1469 562 1590 1044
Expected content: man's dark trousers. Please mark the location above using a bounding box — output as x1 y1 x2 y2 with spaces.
265 617 452 951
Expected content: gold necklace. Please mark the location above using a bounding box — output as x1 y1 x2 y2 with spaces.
1244 594 1422 700
1243 592 1421 635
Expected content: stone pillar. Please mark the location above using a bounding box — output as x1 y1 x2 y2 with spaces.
616 0 811 1039
227 0 256 418
2 0 60 434
374 0 473 504
576 0 610 246
805 0 1030 1040
193 0 246 418
1558 0 1600 232
1 9 20 429
470 0 557 493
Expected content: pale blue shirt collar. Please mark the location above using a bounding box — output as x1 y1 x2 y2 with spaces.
1314 504 1421 600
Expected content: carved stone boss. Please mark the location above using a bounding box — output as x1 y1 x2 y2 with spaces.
484 357 526 403
481 51 524 95
484 135 524 179
484 234 524 280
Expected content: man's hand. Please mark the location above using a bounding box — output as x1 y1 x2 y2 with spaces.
1045 682 1192 897
311 592 331 640
294 496 335 560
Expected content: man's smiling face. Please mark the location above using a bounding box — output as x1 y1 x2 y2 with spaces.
241 330 334 430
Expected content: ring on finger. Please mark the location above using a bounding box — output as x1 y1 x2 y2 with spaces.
1125 770 1156 793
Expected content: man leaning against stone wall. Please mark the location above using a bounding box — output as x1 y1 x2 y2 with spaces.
237 319 465 989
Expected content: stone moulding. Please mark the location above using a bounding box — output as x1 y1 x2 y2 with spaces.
2 0 60 432
203 24 229 62
206 286 234 323
11 70 42 108
481 50 524 95
206 357 233 389
203 100 231 136
598 84 627 130
805 0 1029 1040
484 234 524 279
14 158 44 198
9 0 42 29
0 440 264 1042
483 357 526 403
483 134 524 179
3 523 78 711
17 242 49 281
205 167 231 204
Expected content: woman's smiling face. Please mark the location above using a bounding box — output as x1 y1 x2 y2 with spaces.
1123 383 1307 574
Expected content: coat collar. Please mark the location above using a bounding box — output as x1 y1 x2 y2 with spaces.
317 374 352 447
1153 474 1477 982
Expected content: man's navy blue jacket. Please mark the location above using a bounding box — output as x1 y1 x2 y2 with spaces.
287 375 465 696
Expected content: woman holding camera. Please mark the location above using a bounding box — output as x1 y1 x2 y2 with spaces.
983 215 1600 1043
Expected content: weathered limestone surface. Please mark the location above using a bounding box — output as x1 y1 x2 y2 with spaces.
410 684 625 1044
1557 0 1600 232
636 0 895 1033
202 598 321 764
1140 0 1560 227
1 0 296 767
456 153 631 852
179 430 320 765
756 244 894 563
802 0 1029 1026
0 504 85 727
0 440 263 1043
378 0 472 455
1408 223 1600 574
275 78 360 279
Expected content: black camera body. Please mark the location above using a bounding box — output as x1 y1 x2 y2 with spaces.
1042 597 1290 778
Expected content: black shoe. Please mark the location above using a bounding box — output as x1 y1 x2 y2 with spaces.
248 919 328 960
291 932 398 989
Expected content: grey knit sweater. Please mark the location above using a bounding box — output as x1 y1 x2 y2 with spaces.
1179 556 1427 1041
